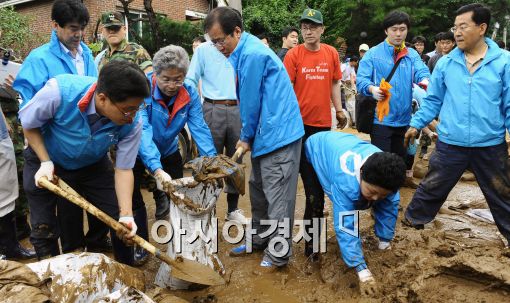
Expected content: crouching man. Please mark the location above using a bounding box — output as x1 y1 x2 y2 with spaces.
304 131 406 294
19 61 150 264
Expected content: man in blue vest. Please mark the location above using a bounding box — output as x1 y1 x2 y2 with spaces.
305 131 406 295
12 0 112 254
204 7 304 269
18 61 150 263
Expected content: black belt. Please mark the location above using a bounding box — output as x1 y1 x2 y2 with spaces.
204 97 238 106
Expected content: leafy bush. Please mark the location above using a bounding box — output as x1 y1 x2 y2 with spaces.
0 6 46 61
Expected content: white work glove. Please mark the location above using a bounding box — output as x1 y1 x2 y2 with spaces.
154 169 172 191
358 268 375 283
119 216 137 237
35 160 55 187
370 86 384 101
378 240 391 250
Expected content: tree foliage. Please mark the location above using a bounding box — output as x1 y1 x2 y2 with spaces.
139 17 202 55
0 6 45 60
242 0 510 55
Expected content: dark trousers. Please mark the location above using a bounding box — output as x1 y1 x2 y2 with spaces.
23 147 133 264
133 150 183 240
301 125 330 253
370 124 413 170
405 141 510 242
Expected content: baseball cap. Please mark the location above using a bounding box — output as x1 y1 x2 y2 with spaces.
359 44 369 52
101 12 124 27
300 8 323 25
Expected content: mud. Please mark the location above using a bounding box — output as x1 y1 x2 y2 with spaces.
5 131 509 302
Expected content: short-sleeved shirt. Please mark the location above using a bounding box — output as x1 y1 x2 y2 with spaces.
96 39 152 72
284 44 342 127
18 78 141 169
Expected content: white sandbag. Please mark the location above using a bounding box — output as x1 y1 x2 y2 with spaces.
155 177 224 290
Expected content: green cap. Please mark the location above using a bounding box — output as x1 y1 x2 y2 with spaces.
101 12 124 27
300 8 323 25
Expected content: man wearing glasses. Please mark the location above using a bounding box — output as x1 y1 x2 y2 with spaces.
95 12 152 74
204 7 304 270
18 61 150 264
403 4 510 250
283 8 346 262
11 0 110 259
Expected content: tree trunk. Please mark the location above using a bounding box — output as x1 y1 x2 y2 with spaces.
118 0 142 43
143 0 161 51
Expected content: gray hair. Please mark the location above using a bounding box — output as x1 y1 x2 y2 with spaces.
152 45 190 75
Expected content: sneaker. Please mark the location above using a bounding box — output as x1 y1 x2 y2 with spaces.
229 244 247 257
260 259 273 267
225 209 250 225
134 245 149 266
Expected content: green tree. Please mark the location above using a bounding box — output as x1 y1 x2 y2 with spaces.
242 0 509 56
0 6 45 60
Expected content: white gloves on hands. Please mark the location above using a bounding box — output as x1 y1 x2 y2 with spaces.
154 169 172 191
358 268 375 283
35 160 55 187
370 86 384 100
378 240 391 250
119 216 137 237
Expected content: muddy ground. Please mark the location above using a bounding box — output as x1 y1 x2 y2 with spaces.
14 131 508 302
135 130 510 303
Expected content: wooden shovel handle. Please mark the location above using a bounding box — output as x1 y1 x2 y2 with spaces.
38 177 225 286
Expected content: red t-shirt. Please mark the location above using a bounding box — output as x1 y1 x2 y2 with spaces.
284 44 342 127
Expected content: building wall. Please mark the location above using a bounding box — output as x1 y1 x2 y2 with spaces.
14 0 209 43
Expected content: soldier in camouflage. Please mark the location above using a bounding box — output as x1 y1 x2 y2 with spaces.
95 11 153 266
0 95 31 240
95 12 152 73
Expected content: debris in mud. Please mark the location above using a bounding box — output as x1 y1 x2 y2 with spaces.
0 260 51 303
192 294 217 303
185 155 245 195
26 253 146 303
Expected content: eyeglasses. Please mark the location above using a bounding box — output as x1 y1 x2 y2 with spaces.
113 101 147 118
159 78 184 86
211 37 227 48
451 23 480 33
301 25 321 32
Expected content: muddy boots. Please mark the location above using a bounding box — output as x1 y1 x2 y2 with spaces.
16 214 31 240
133 208 149 266
0 212 36 260
153 190 170 220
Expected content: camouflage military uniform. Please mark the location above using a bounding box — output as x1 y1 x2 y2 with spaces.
97 39 152 72
0 97 28 223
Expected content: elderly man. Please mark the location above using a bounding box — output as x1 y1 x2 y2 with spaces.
95 11 152 73
204 7 304 269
